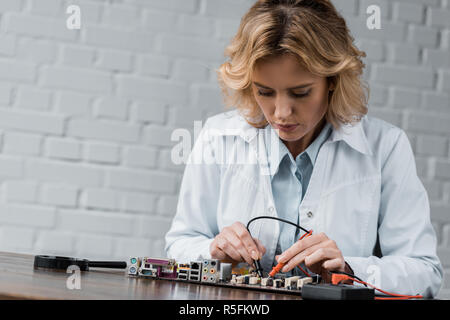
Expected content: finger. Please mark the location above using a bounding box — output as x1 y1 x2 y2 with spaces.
280 239 334 272
304 247 342 269
210 243 240 265
322 258 345 272
232 222 262 260
222 229 254 265
215 234 242 262
254 238 266 257
305 248 344 276
307 258 344 279
278 232 329 264
212 251 241 266
210 246 228 261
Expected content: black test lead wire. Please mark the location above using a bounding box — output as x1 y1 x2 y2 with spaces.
246 216 311 278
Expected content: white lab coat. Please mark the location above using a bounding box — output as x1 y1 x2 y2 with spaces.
165 109 443 298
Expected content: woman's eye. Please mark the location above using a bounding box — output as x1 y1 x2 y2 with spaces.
292 92 310 98
257 91 273 97
257 90 310 98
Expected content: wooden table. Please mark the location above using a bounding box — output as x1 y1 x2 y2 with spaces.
0 251 301 300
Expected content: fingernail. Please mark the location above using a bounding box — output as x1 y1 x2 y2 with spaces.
281 265 288 273
251 250 258 260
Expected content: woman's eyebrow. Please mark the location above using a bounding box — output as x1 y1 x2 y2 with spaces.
253 81 314 90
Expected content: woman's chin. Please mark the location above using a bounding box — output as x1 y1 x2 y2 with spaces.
275 129 304 142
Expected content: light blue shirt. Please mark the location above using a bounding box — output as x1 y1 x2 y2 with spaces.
265 122 332 275
267 123 331 246
165 110 443 297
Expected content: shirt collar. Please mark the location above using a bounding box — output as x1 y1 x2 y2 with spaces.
304 122 332 166
265 122 332 178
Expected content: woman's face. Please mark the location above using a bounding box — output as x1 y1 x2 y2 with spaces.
252 54 333 143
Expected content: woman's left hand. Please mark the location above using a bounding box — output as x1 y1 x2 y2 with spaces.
275 232 351 282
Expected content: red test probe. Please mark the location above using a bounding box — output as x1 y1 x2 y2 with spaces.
268 230 313 278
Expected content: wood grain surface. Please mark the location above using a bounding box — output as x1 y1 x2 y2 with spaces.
0 251 301 300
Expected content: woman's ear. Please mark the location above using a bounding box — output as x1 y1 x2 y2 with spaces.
329 83 335 91
327 77 336 91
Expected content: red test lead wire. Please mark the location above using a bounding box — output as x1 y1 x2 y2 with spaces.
296 229 313 277
269 230 313 278
331 273 424 300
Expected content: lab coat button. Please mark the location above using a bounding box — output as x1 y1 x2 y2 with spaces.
268 206 274 213
307 211 313 218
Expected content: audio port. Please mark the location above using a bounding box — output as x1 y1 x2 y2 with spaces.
203 276 208 281
203 260 209 266
210 261 216 266
210 276 215 281
203 268 208 273
129 266 136 273
210 269 215 274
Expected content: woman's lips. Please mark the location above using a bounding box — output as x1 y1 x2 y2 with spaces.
273 123 299 132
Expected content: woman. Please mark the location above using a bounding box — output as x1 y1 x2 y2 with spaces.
165 0 442 297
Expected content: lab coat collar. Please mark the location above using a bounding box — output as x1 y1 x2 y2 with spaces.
329 118 373 156
212 110 259 143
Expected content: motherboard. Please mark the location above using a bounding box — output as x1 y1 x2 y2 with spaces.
127 257 320 295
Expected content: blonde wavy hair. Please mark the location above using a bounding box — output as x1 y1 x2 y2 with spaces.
216 0 369 129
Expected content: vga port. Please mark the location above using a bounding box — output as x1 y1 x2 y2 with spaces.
141 269 153 276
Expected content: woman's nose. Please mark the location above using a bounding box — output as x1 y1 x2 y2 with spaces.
274 96 294 119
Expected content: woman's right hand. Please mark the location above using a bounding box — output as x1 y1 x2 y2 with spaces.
209 222 266 267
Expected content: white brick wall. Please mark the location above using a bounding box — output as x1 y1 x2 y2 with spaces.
0 0 448 299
